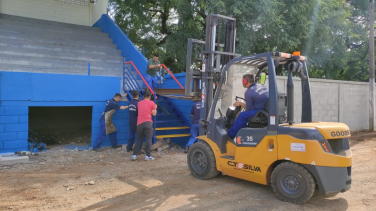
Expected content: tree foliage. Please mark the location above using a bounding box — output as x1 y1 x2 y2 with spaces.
110 0 370 81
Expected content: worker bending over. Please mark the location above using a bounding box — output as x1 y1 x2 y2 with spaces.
131 91 157 161
228 74 269 138
93 93 128 150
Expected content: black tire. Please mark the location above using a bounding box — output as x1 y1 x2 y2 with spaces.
271 162 316 204
187 141 219 180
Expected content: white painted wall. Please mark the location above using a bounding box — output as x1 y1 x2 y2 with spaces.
0 0 108 26
90 0 108 25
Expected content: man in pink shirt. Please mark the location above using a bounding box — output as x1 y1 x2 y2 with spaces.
131 90 157 161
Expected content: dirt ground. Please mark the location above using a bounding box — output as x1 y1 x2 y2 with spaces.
0 131 375 211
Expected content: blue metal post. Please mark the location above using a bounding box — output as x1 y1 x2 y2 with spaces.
88 62 90 76
158 68 161 88
142 47 145 56
126 30 129 37
123 57 125 92
162 67 165 88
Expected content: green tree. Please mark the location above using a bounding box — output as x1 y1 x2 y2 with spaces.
110 0 370 81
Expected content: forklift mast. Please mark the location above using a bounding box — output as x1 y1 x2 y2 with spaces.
195 14 240 135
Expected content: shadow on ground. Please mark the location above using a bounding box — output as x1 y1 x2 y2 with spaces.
78 173 349 211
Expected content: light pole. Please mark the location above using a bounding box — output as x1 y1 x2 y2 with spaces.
369 0 375 131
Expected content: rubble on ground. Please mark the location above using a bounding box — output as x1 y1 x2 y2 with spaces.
28 128 91 146
0 138 184 171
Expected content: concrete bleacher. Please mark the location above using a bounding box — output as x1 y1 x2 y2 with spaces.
0 14 123 79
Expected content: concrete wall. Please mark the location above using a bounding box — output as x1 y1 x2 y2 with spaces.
235 76 370 131
0 71 129 152
0 0 108 26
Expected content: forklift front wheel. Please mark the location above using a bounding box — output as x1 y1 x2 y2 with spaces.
188 141 219 180
271 162 316 204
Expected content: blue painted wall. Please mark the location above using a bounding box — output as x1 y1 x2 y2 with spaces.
161 72 187 89
0 71 128 152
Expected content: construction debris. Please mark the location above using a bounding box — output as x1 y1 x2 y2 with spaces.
28 131 47 153
151 139 172 152
15 151 31 156
28 128 91 146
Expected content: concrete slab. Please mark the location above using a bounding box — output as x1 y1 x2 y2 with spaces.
0 155 30 165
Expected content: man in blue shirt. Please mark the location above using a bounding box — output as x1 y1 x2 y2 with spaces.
93 93 128 150
184 96 201 153
126 90 140 152
228 74 269 138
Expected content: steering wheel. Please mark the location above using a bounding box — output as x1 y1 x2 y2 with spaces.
235 96 245 102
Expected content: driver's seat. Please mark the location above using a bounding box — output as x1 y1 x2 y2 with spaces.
247 100 269 128
247 92 287 128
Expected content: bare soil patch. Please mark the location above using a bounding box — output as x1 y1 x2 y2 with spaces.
0 132 375 211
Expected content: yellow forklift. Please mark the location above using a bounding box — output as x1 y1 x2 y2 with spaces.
186 14 352 204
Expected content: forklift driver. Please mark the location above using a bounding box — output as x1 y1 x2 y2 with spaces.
227 74 269 138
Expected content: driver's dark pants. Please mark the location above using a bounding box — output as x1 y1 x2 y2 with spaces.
228 109 260 138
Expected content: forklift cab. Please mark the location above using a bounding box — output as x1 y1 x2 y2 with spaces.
206 52 310 153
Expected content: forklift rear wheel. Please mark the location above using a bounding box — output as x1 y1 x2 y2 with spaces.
187 141 219 180
271 162 315 204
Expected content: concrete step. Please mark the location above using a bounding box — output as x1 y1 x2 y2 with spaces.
0 29 114 47
0 37 121 56
0 55 123 71
0 19 107 38
0 14 101 33
0 64 123 78
0 46 123 64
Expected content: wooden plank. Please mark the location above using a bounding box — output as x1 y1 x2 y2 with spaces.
154 89 201 95
154 89 186 95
